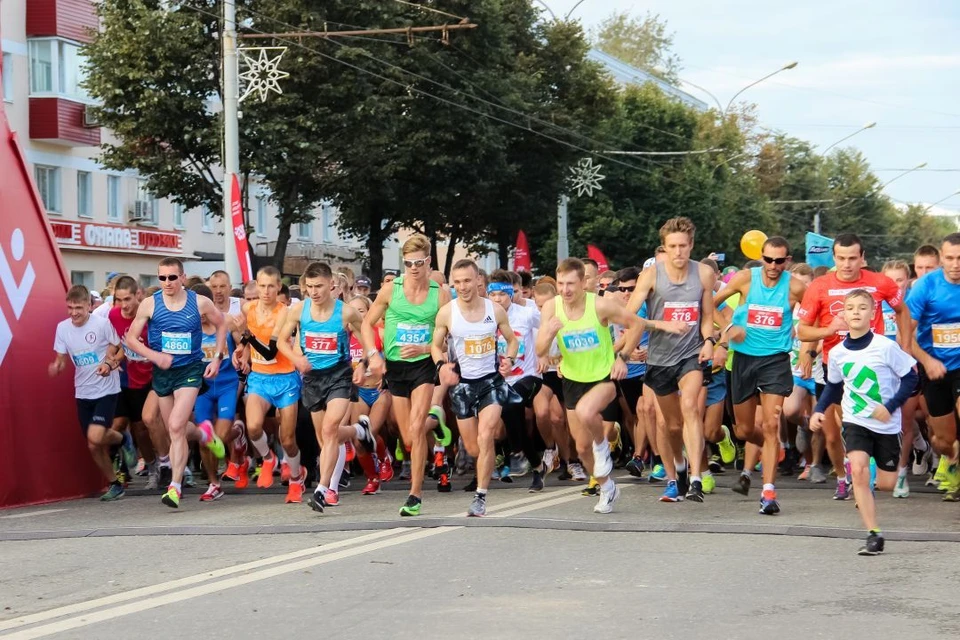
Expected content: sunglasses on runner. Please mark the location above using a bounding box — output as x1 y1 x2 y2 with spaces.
403 258 428 268
157 275 180 281
761 256 788 265
615 285 637 293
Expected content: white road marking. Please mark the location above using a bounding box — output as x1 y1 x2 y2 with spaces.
0 509 67 520
0 485 599 638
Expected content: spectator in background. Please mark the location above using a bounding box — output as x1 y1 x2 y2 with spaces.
598 270 617 296
243 280 259 301
355 276 372 298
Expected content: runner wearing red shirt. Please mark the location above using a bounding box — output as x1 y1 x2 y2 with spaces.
796 234 912 500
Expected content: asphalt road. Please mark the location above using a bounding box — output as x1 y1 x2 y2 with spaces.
2 471 959 639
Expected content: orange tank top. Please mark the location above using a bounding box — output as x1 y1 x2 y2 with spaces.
246 302 294 374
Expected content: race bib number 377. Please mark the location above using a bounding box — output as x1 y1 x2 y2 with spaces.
304 331 339 355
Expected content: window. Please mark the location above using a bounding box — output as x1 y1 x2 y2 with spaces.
107 176 121 221
2 52 13 102
256 196 267 236
70 271 93 288
28 39 88 100
173 203 185 229
202 206 214 232
34 165 61 213
135 178 157 225
139 274 158 289
77 171 92 218
298 219 312 240
321 204 332 243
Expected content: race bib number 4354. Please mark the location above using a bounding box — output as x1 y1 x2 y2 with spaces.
396 323 430 345
664 302 699 325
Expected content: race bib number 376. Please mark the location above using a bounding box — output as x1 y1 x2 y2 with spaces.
747 304 784 330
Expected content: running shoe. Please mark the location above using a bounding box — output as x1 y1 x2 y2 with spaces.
718 425 736 464
499 466 513 483
280 460 291 484
833 478 851 500
582 477 600 496
198 420 225 459
912 448 929 476
625 456 644 479
708 455 722 474
362 478 381 495
529 469 544 493
685 479 704 503
701 473 716 494
200 484 224 502
135 458 148 477
183 466 196 488
677 468 689 496
429 405 452 447
356 416 377 453
161 486 181 508
649 464 666 482
325 489 340 506
942 463 960 501
735 443 745 471
379 453 395 482
145 463 159 491
158 465 172 490
467 493 486 517
120 430 138 472
759 489 780 515
557 461 572 481
345 441 355 462
434 451 451 492
934 456 948 483
733 473 751 496
594 483 620 514
569 461 588 482
797 465 811 481
462 476 478 492
307 490 328 513
395 440 405 462
235 458 250 489
592 440 614 478
221 461 241 482
893 475 910 498
400 460 412 480
844 458 853 485
542 447 558 477
101 483 125 502
437 472 452 492
400 495 422 516
659 480 682 503
858 531 885 556
809 464 827 484
508 453 531 478
257 454 277 489
286 469 306 504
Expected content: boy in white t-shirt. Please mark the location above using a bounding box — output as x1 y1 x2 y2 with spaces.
49 285 136 501
811 289 917 556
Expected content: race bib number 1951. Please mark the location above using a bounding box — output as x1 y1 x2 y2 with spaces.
932 323 960 349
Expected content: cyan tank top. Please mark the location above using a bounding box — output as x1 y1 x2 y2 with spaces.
300 298 350 371
736 268 793 356
201 328 238 381
148 289 202 368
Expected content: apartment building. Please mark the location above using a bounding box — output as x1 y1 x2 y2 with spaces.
0 0 364 292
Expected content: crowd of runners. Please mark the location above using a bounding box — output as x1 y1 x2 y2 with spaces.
51 217 960 556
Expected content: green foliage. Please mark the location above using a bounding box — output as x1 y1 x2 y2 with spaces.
590 10 682 83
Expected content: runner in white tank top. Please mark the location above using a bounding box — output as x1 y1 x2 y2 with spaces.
431 260 518 517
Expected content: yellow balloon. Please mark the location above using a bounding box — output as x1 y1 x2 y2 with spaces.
740 230 767 261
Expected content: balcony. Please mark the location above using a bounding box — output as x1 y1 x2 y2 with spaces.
27 0 98 44
29 97 99 146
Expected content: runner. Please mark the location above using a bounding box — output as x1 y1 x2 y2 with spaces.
627 216 716 503
276 262 375 512
233 266 303 504
913 244 940 280
906 233 960 500
208 270 243 317
432 260 518 516
362 235 452 516
811 289 917 555
50 285 134 501
715 236 809 514
125 258 227 508
537 258 648 514
797 233 911 500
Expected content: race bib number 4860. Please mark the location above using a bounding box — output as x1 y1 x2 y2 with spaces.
160 331 191 355
747 304 784 330
664 302 699 325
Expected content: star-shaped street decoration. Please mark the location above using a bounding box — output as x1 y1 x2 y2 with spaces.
238 47 290 103
569 157 605 197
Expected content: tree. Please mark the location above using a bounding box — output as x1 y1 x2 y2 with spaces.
590 10 682 84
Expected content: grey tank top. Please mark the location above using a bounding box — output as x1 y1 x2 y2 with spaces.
646 260 704 367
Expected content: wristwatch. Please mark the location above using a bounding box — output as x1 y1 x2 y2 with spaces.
705 336 717 345
616 351 629 362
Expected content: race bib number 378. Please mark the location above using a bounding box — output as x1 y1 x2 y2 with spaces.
664 302 699 326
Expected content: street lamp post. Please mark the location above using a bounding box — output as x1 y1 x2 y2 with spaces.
681 62 798 117
820 122 876 156
222 0 241 286
923 190 960 214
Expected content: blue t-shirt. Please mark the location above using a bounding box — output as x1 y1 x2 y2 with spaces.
906 269 960 371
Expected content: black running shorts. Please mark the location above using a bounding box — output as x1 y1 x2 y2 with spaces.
384 358 435 398
301 363 354 413
841 422 901 472
730 351 794 405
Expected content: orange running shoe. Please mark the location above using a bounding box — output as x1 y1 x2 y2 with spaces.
285 469 306 503
235 458 250 489
221 461 241 482
345 441 356 462
257 454 277 489
280 460 291 484
324 489 340 506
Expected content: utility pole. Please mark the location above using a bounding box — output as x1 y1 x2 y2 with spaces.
814 208 821 234
222 0 241 286
557 195 569 261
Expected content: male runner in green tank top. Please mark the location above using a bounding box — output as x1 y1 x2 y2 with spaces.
363 235 452 516
536 258 648 514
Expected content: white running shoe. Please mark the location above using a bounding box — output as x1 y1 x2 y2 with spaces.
594 483 620 514
893 475 910 498
569 462 588 482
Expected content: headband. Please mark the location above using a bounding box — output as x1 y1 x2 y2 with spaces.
487 282 515 298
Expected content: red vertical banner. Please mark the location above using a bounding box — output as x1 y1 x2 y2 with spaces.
514 230 532 272
587 244 609 272
231 174 253 283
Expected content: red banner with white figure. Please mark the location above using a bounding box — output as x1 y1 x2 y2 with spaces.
514 230 531 272
587 244 609 272
231 174 253 283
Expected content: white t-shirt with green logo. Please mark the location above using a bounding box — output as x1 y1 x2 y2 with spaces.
826 334 915 435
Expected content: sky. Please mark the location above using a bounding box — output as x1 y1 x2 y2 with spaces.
540 0 960 217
